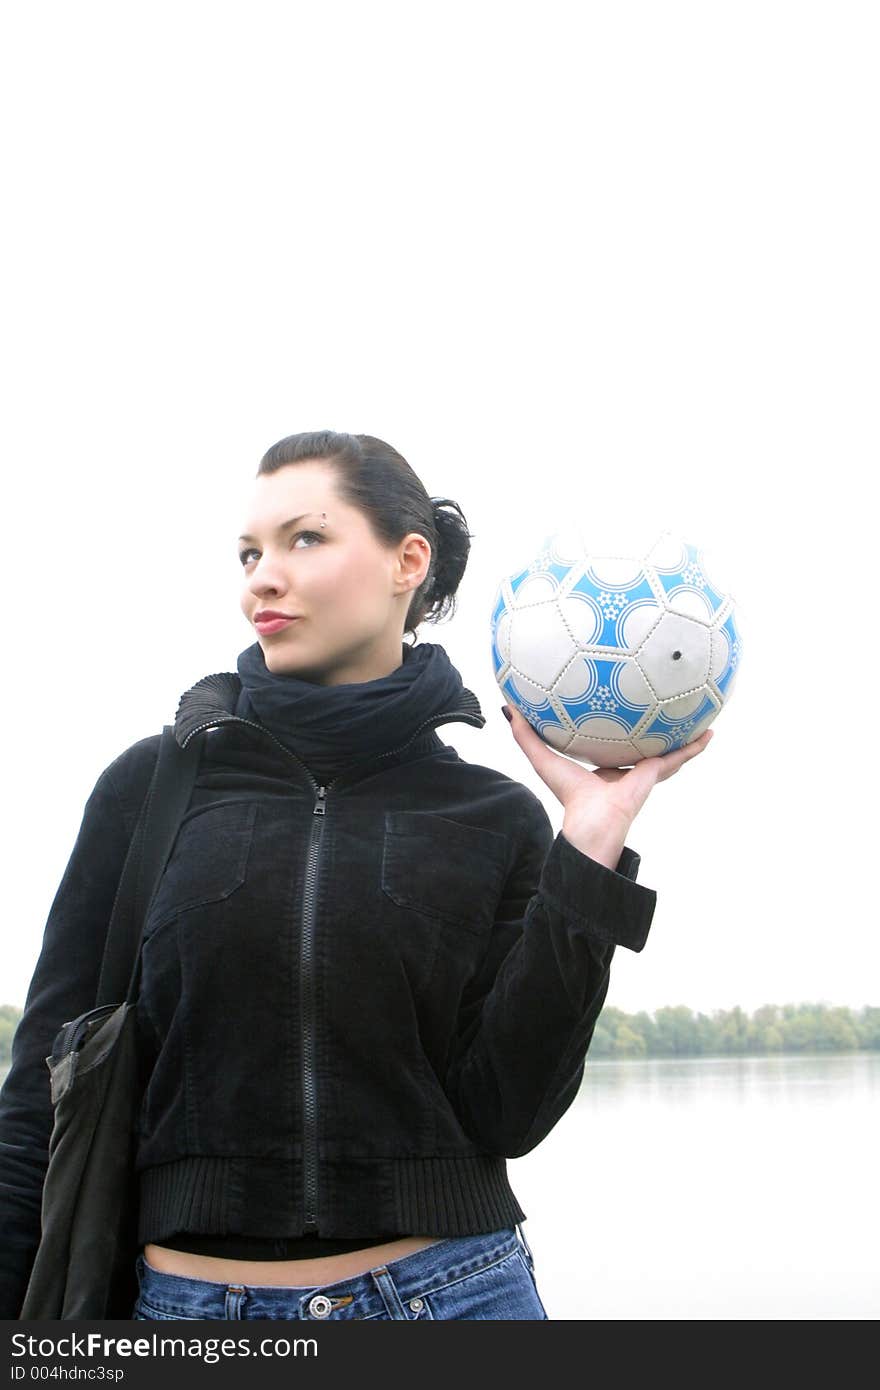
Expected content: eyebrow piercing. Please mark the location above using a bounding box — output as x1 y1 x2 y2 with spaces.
320 512 327 528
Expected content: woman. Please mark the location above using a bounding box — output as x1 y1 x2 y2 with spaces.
0 430 711 1321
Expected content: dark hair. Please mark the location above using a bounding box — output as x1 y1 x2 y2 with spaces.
256 430 473 638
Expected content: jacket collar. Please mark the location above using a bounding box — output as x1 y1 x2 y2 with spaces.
173 670 486 750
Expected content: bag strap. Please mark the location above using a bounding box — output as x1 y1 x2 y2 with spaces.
95 725 202 1007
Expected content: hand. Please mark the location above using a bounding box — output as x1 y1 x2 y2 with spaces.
501 703 714 867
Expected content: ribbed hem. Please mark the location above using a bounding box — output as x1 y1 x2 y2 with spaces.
392 1155 525 1231
139 1157 234 1244
138 1153 525 1245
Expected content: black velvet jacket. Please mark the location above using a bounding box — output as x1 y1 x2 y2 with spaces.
0 670 657 1316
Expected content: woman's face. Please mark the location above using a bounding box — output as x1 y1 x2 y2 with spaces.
238 461 431 685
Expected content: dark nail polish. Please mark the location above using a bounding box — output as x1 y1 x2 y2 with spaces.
501 706 512 722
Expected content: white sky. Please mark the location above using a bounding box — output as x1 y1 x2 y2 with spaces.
1 1 876 1016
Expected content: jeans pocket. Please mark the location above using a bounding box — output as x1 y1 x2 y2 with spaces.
425 1248 544 1320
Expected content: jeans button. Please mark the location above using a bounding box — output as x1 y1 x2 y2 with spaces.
409 1297 424 1312
308 1294 333 1318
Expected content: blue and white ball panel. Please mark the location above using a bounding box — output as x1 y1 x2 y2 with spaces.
536 721 577 754
566 735 642 768
553 654 654 731
633 611 711 700
498 672 569 746
617 601 665 651
580 554 649 588
489 625 507 674
508 547 573 601
636 690 721 755
647 532 728 623
556 593 604 647
490 581 508 634
508 602 578 689
563 568 661 649
709 608 742 700
659 687 711 720
489 579 516 675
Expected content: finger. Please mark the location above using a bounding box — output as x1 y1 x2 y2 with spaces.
654 728 714 781
502 703 582 803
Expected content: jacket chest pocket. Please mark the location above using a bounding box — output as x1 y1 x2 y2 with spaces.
381 811 509 995
143 799 259 936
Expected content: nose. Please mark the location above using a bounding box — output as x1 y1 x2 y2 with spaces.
246 552 290 597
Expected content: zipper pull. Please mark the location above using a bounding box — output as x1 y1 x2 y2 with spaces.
313 786 327 815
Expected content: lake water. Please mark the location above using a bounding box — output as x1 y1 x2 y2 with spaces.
2 1052 877 1319
508 1051 880 1319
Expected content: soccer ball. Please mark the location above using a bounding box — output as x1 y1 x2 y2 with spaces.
489 527 742 768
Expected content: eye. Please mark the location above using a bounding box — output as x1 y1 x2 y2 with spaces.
238 531 324 567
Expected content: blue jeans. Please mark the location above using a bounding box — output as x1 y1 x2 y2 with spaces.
133 1225 549 1320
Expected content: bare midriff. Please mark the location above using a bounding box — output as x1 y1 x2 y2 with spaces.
143 1235 444 1286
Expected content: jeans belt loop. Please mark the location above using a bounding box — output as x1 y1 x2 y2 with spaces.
516 1221 536 1273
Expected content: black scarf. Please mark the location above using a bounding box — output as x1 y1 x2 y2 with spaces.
235 639 468 783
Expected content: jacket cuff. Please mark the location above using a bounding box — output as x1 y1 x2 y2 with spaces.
536 830 657 953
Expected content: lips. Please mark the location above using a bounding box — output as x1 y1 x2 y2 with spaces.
255 614 300 634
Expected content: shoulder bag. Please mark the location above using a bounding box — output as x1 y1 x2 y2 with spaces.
19 725 201 1320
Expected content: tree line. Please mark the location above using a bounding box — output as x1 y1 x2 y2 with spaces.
1 1006 23 1065
589 1002 880 1058
2 1001 880 1067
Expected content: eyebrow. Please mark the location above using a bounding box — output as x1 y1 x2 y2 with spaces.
238 513 321 543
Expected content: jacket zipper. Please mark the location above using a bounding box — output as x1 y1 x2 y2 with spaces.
184 706 479 1234
301 782 326 1230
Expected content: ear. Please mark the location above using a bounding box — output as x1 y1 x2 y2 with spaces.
396 532 432 591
